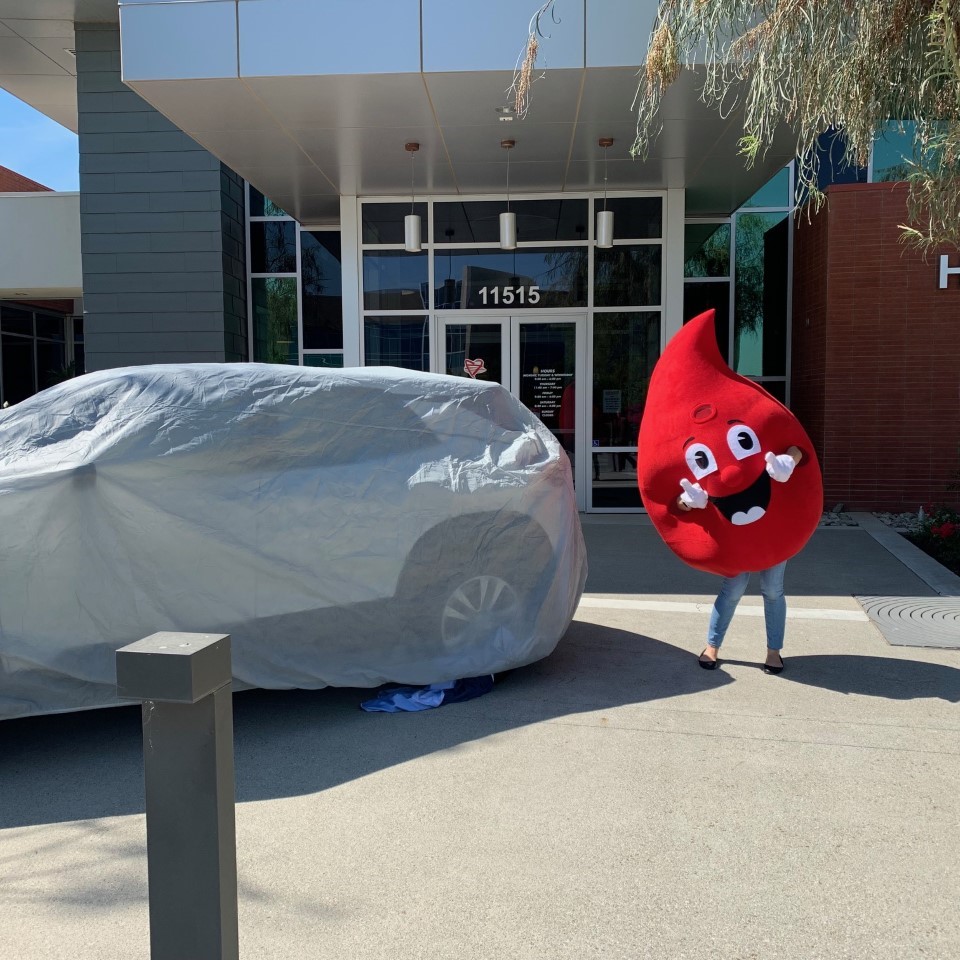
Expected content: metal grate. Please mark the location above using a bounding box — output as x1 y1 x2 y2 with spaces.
856 596 960 649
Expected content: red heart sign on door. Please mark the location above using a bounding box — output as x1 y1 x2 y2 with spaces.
464 358 487 378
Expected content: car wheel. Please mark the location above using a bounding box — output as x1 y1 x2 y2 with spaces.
396 512 554 655
439 572 522 651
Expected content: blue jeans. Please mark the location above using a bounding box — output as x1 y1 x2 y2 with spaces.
706 561 788 651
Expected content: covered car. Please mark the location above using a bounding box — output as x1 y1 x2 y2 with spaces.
0 364 587 720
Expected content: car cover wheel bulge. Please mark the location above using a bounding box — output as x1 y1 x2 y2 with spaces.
397 513 554 654
440 573 521 651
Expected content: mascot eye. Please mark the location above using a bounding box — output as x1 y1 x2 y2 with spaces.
727 425 760 460
685 443 718 479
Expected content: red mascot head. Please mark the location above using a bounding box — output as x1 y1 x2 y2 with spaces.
638 310 822 577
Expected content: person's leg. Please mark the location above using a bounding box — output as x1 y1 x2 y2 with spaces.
759 561 788 670
701 571 750 664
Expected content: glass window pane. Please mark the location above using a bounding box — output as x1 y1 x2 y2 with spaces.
37 341 67 391
251 277 299 364
74 317 85 376
872 121 917 182
444 323 504 383
590 311 654 509
600 197 662 239
734 212 789 377
805 131 867 194
518 198 587 241
756 380 786 404
435 248 587 309
683 282 731 365
249 186 289 218
591 454 640 509
434 200 500 244
362 251 428 310
35 314 65 341
592 311 659 446
518 322 577 464
434 199 589 244
362 202 427 244
250 221 297 274
302 353 344 368
364 316 429 371
1 305 33 336
1 334 35 404
684 223 731 278
301 230 343 350
741 166 790 208
594 245 661 307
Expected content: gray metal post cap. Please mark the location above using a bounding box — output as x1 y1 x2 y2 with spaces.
116 632 232 703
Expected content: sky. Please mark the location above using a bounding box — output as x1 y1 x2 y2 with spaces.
0 88 79 190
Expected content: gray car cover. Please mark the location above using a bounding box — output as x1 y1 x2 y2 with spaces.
0 364 587 720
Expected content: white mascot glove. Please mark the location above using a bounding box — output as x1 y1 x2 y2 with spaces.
679 477 709 509
765 451 796 483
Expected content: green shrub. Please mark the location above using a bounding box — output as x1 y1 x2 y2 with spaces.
907 504 960 576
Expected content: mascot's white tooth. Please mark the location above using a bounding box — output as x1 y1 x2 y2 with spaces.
731 506 766 526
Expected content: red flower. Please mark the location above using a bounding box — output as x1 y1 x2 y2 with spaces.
931 522 958 539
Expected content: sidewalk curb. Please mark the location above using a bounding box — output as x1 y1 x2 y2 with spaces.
852 512 960 597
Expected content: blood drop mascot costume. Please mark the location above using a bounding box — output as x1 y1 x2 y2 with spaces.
638 310 822 579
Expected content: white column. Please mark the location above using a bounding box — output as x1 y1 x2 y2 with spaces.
340 195 362 366
663 187 686 346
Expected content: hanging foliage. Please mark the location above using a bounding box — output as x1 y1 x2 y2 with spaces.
509 2 561 119
516 1 960 250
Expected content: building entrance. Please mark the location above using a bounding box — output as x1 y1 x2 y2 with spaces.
437 315 587 509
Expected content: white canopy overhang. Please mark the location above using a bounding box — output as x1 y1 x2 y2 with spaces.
0 1 796 224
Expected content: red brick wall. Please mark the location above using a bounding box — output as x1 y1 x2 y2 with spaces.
792 182 960 511
0 165 51 192
791 199 829 473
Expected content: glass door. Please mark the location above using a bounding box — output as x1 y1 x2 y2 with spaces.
438 315 586 509
512 317 585 507
438 318 507 384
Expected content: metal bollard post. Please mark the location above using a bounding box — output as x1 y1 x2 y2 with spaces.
116 632 239 960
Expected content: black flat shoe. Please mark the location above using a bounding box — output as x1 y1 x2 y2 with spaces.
763 653 784 674
698 649 719 670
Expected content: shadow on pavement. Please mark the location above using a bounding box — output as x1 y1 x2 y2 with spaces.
776 654 960 701
4 615 960 833
584 523 942 599
0 621 729 830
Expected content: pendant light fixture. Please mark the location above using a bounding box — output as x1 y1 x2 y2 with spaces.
500 139 517 250
596 137 614 248
404 141 421 252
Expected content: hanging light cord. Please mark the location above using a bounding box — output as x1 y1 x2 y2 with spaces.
410 151 416 214
506 147 511 213
603 145 608 212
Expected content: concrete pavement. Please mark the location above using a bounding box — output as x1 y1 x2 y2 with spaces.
2 516 958 959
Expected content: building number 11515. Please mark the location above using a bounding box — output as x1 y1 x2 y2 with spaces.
478 285 541 305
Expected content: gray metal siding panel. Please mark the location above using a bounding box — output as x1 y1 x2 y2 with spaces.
81 152 151 174
91 351 226 366
81 232 153 253
148 152 223 172
219 164 248 362
150 232 221 253
94 272 222 294
78 25 248 371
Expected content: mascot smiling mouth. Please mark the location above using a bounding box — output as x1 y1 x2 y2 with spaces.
711 470 771 526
